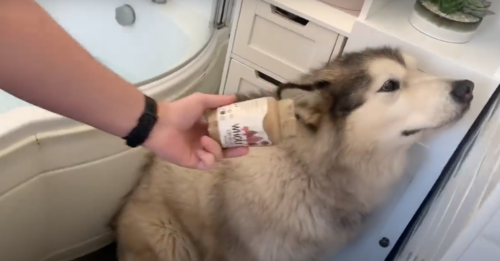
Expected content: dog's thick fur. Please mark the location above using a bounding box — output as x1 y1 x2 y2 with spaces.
112 47 473 261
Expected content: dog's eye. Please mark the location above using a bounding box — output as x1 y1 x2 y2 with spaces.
379 80 400 92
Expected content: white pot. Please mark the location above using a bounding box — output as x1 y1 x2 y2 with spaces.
409 0 482 44
319 0 364 11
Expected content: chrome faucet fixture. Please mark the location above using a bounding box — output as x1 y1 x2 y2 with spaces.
115 5 136 26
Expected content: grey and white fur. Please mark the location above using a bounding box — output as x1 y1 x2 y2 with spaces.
111 46 474 261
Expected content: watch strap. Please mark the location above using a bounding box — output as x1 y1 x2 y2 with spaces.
123 95 158 148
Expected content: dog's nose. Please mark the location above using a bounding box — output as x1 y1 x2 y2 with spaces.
451 80 474 104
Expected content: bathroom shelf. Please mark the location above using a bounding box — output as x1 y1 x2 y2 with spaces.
361 0 500 80
263 0 357 36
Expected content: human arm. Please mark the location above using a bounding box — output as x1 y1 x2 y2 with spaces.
0 0 144 138
0 0 248 169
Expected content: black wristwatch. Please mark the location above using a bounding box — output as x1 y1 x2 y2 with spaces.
123 94 158 148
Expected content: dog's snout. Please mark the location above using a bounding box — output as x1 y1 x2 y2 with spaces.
451 80 474 104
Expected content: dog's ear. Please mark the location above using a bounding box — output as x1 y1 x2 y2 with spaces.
401 52 417 69
277 81 329 128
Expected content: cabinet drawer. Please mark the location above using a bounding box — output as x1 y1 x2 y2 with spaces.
233 0 339 81
224 58 284 95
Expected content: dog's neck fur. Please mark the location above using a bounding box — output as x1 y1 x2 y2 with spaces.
281 120 411 214
235 90 412 214
287 119 409 170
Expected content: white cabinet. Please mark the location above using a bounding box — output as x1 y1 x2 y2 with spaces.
224 58 284 94
221 0 348 95
233 0 341 81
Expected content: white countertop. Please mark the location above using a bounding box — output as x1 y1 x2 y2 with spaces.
361 0 500 80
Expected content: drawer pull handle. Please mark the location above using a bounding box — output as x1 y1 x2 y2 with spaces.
271 5 309 26
256 71 281 86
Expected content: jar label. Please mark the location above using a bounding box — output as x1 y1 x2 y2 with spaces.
216 97 272 148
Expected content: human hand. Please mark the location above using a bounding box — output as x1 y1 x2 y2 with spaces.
143 93 249 170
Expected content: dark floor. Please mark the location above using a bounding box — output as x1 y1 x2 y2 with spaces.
73 243 117 261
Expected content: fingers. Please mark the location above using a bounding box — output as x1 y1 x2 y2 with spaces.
196 147 248 170
191 93 236 112
200 136 223 161
195 136 223 170
223 147 249 158
196 149 216 170
201 135 249 160
196 136 249 170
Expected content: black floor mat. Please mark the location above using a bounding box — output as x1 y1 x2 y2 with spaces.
73 243 117 261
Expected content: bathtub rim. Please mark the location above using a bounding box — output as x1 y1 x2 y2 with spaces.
133 0 219 87
0 28 230 152
133 29 215 87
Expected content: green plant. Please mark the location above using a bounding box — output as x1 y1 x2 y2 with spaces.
463 0 494 18
427 0 495 18
429 0 462 14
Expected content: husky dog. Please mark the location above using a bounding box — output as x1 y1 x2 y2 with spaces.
112 47 474 261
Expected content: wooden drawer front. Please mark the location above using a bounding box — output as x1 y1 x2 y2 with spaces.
224 58 284 95
233 0 339 81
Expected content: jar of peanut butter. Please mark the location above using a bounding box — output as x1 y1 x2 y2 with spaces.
206 97 296 148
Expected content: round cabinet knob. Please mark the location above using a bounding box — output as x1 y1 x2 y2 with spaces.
379 237 390 248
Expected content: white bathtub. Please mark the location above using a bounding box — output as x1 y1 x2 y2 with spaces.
0 0 229 260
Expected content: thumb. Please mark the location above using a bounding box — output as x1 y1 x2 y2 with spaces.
192 93 237 111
